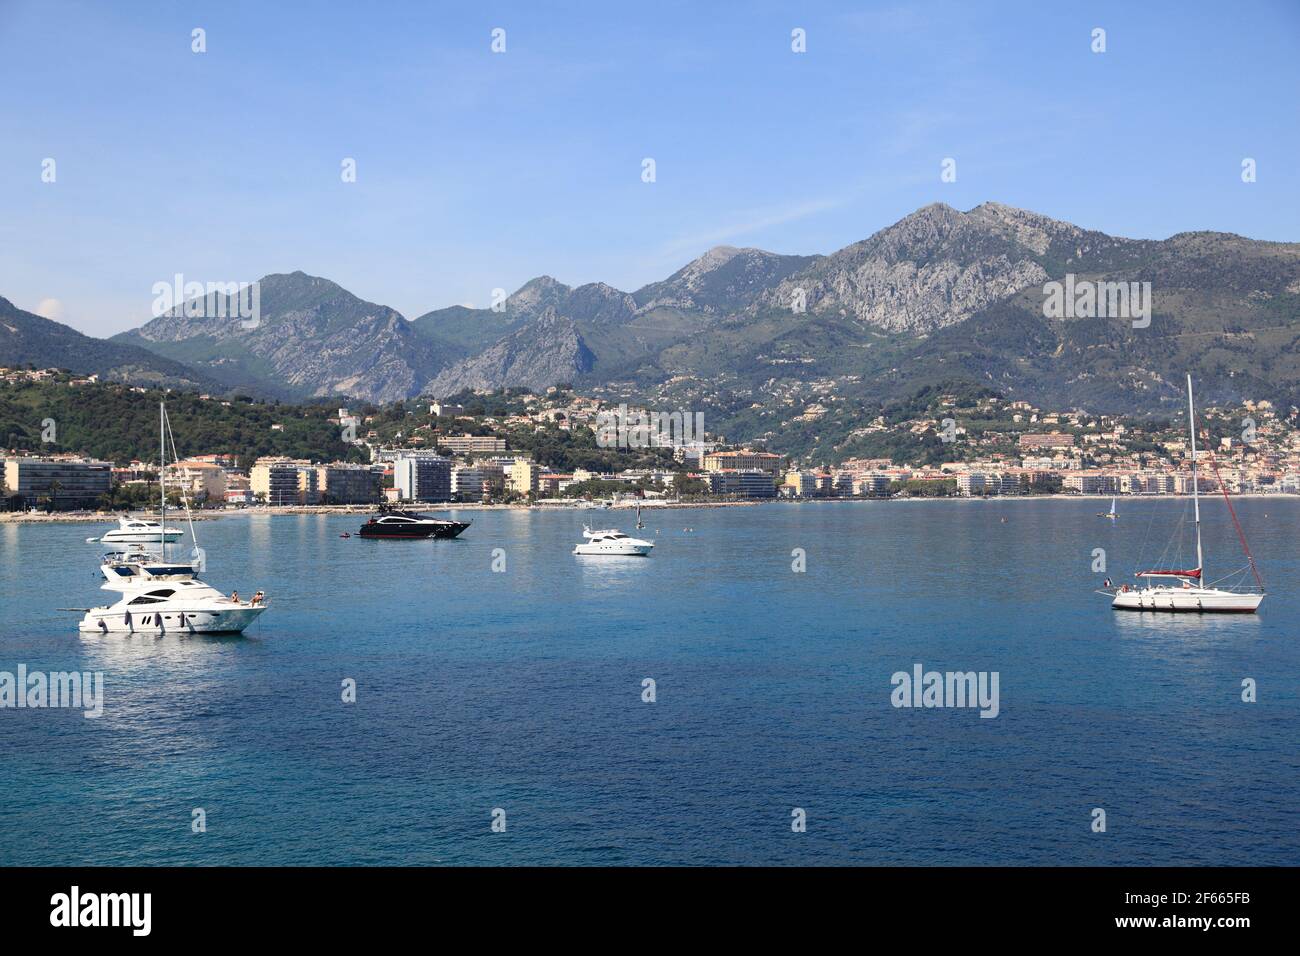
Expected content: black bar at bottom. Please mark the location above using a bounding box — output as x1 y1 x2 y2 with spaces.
0 866 1281 940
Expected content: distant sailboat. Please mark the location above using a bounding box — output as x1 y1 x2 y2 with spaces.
1103 375 1265 614
1097 497 1118 519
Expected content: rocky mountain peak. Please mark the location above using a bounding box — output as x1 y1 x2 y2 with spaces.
507 275 572 317
689 244 745 270
634 245 817 314
757 202 1056 332
112 270 435 402
966 202 1084 254
423 306 594 395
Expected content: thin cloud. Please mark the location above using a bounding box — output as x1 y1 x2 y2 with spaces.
658 197 844 261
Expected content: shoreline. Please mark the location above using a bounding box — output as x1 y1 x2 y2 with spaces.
3 492 1295 524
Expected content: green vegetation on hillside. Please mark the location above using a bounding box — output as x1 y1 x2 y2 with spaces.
0 379 360 465
505 422 677 473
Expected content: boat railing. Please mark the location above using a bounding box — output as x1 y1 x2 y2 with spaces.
103 546 163 564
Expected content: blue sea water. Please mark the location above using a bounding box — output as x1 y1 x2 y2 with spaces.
1 498 1296 866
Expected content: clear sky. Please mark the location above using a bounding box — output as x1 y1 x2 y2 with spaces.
2 0 1298 336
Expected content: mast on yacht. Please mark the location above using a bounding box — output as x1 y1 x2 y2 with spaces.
160 400 167 561
1187 373 1203 575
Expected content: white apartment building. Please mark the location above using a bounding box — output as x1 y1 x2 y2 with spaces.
451 465 486 502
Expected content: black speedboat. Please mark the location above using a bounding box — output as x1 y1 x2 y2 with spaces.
357 507 470 539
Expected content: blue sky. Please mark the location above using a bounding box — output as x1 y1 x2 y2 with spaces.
2 0 1298 336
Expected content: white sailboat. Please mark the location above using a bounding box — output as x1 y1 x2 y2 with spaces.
1096 497 1118 519
1105 375 1264 614
78 402 269 634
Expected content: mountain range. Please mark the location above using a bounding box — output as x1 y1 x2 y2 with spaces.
1 296 220 391
6 202 1299 437
111 272 443 403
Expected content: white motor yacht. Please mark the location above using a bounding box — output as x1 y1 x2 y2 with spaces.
573 526 654 556
79 547 267 634
90 515 184 545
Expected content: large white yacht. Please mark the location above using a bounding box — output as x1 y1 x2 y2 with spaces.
77 401 268 634
573 526 654 557
80 547 267 634
90 515 184 545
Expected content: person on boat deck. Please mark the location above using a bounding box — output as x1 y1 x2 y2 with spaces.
251 590 264 606
230 590 239 604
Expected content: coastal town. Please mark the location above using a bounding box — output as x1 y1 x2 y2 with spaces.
3 366 1299 513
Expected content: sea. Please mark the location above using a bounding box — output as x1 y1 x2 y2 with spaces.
1 498 1296 865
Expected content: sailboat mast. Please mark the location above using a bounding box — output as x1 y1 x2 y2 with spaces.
1186 373 1203 572
160 401 167 562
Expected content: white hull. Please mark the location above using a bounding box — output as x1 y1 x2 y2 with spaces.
1111 587 1262 614
574 541 654 556
100 530 184 544
93 517 184 545
574 526 654 556
80 602 265 634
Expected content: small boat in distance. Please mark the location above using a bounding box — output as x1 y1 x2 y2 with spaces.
1096 497 1118 520
1103 375 1265 614
573 526 654 556
87 515 184 545
357 506 470 539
